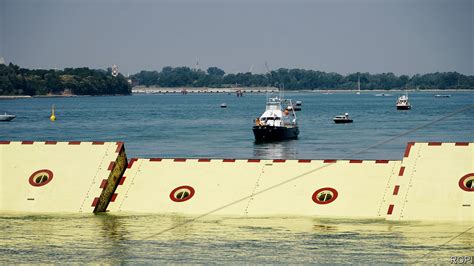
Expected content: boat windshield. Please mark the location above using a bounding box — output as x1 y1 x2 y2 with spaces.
265 97 282 111
266 102 280 111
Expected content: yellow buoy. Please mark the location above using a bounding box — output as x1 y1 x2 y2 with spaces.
50 105 56 121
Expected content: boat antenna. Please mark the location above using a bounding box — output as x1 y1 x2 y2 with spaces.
248 64 254 73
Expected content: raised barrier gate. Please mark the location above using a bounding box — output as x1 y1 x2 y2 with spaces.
1 141 472 221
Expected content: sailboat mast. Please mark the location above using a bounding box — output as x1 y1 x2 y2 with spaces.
357 75 360 92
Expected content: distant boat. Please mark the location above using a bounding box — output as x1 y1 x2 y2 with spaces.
288 101 302 111
434 94 451 98
220 103 227 108
0 111 16 121
333 113 353 124
396 92 411 110
323 90 333 95
253 96 299 142
375 93 392 97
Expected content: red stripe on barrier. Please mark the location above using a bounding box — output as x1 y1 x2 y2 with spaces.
398 166 405 176
110 193 118 202
108 162 115 171
273 159 286 163
127 158 137 168
100 179 108 189
68 141 81 145
92 141 105 145
375 160 389 164
404 142 415 157
149 158 162 162
324 159 337 163
393 185 400 195
174 158 187 162
91 197 99 207
223 159 236 162
455 142 469 146
247 159 260 163
45 141 57 145
115 142 124 153
198 158 211 162
0 141 10 144
349 160 363 163
298 159 311 163
387 204 394 215
428 142 442 146
21 141 34 144
119 176 126 185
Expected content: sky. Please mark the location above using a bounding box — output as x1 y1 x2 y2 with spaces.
0 0 472 76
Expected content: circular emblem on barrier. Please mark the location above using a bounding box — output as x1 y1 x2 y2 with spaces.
29 169 54 187
458 173 474 192
170 186 195 202
312 187 338 204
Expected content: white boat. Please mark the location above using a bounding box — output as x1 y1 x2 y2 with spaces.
0 111 16 121
434 94 451 98
375 93 392 97
396 92 411 110
333 113 353 124
253 96 299 142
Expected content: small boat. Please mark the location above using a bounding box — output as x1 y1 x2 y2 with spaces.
333 113 353 124
292 101 302 111
375 93 392 97
253 96 299 142
434 94 451 98
220 103 227 108
396 92 411 110
0 111 16 121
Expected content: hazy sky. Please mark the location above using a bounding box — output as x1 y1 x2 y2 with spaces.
0 0 472 75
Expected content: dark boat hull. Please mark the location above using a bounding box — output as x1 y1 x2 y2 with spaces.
396 105 411 110
333 119 353 124
252 126 299 142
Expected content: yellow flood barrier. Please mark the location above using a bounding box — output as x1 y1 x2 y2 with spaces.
108 158 401 218
0 141 127 213
1 141 471 221
385 142 473 221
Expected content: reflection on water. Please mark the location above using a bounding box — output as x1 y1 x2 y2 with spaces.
0 213 472 263
253 140 299 159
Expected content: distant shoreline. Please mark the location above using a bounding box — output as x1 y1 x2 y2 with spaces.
132 86 474 94
1 88 472 99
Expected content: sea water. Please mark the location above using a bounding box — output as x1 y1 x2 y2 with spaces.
0 92 473 263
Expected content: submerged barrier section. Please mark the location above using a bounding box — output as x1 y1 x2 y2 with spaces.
0 141 127 213
1 141 472 221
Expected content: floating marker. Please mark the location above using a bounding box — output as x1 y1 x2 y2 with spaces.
50 105 56 121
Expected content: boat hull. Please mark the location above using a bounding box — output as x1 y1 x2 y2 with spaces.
252 126 299 142
396 105 411 110
333 119 353 124
0 115 15 121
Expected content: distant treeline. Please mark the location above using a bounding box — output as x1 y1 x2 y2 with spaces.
0 63 131 96
132 66 474 90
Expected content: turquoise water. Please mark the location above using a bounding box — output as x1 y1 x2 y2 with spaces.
1 92 473 263
1 92 473 159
